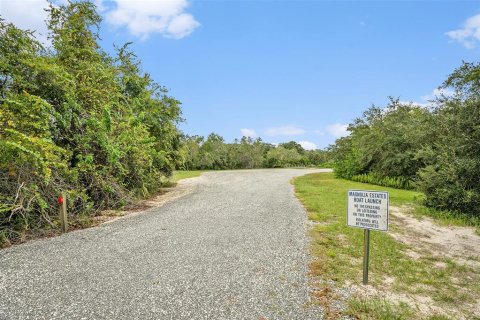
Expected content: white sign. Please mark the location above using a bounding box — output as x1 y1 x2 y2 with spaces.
347 190 389 231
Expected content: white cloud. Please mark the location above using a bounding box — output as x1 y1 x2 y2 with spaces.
446 14 480 48
299 141 317 150
265 125 305 137
240 128 256 138
326 123 349 138
420 88 454 101
0 0 199 43
0 0 52 45
402 88 455 108
105 0 200 40
166 13 199 39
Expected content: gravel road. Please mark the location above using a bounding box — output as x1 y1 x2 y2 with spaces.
0 169 330 320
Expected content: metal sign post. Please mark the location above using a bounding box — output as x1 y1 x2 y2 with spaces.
363 229 370 284
347 190 389 285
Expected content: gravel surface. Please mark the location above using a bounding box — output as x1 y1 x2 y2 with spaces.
0 169 330 320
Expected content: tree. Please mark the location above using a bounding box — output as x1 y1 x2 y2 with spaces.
332 98 432 181
279 141 305 154
416 63 480 214
266 147 302 168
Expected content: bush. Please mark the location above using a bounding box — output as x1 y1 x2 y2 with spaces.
330 61 480 218
333 149 363 179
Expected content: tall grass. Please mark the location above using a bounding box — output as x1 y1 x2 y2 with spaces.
351 173 415 190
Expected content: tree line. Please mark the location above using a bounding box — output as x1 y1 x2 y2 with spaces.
177 134 329 170
331 62 480 217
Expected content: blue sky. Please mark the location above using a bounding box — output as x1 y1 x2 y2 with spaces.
1 0 480 149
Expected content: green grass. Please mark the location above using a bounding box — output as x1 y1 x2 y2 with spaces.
347 297 414 320
293 172 480 319
347 297 457 320
171 170 204 182
159 170 204 188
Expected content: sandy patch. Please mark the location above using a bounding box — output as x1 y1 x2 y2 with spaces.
312 206 480 319
389 206 480 268
348 206 480 319
351 280 480 319
351 282 460 317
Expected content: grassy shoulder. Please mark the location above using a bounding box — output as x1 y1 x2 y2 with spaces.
171 170 204 182
294 172 480 320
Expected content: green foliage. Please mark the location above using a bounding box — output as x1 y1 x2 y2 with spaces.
0 2 182 245
416 62 480 216
333 147 363 179
416 97 480 215
177 135 330 170
331 61 480 217
332 98 432 181
443 61 480 98
278 141 305 154
266 146 302 168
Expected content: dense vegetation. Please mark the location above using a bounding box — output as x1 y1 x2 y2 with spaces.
331 62 480 217
177 134 329 170
6 0 477 246
0 2 183 246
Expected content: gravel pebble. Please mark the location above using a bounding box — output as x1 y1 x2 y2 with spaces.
0 169 330 320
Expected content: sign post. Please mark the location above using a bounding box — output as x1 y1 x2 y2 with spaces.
363 229 370 284
347 190 389 284
58 193 68 233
